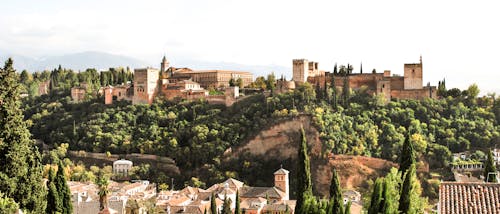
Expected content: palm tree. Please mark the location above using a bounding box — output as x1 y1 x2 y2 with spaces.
96 176 109 211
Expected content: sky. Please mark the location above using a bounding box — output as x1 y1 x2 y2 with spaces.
1 0 499 94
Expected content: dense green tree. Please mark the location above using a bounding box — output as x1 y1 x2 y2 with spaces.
331 72 338 109
0 58 47 213
399 134 416 175
296 126 312 213
235 190 241 214
267 73 276 95
0 192 19 214
398 164 424 214
368 178 383 214
328 168 344 214
484 150 497 182
236 78 243 88
55 161 72 214
210 192 217 214
46 167 61 213
221 194 232 214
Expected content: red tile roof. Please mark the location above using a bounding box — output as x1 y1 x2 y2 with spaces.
439 182 500 214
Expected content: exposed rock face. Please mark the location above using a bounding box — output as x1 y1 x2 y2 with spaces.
225 115 396 198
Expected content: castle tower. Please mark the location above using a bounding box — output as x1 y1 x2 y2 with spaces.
104 86 113 105
160 55 170 74
293 59 309 83
274 167 289 200
403 56 423 90
132 68 159 105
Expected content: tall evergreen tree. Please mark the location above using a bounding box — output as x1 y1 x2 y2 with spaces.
484 150 497 182
380 178 397 214
398 164 422 214
46 167 61 213
235 190 241 214
210 192 217 214
55 161 72 214
331 72 338 109
341 66 350 107
221 194 232 214
368 178 383 214
296 126 312 213
399 134 416 176
333 63 338 74
360 62 363 74
0 58 47 213
328 168 344 214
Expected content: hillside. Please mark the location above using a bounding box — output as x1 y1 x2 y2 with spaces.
222 115 397 197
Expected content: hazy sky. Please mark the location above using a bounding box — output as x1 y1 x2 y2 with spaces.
1 0 499 94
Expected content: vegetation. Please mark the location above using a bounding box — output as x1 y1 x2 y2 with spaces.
483 150 497 182
2 58 499 212
0 58 46 213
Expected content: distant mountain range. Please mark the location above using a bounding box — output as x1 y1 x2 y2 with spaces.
0 51 291 79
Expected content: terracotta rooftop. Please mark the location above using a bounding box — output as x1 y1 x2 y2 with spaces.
240 187 285 199
439 182 500 214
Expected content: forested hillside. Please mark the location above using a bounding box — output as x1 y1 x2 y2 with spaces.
19 64 500 194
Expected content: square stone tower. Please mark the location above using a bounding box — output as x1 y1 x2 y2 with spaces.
293 59 309 83
403 57 423 90
274 167 290 200
133 68 159 105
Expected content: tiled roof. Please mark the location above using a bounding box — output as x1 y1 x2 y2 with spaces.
439 182 500 214
274 168 290 175
240 187 286 199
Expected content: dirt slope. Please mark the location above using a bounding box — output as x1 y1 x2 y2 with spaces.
224 115 397 197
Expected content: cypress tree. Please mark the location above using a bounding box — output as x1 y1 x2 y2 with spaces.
210 192 217 214
0 58 47 213
46 167 61 213
296 126 312 213
380 178 396 214
55 161 72 214
328 168 344 214
344 201 351 214
331 72 338 109
360 62 363 74
235 190 241 214
368 178 383 214
221 194 232 214
398 164 416 214
399 134 415 176
484 150 497 182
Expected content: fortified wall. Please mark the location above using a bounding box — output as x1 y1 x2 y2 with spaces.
298 57 437 101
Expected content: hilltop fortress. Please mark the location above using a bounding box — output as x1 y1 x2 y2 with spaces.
293 56 437 100
100 55 251 105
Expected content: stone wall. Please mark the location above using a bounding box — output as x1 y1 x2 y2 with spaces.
391 86 437 100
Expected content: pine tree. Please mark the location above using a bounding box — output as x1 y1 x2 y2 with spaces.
210 192 217 214
399 134 415 176
484 150 497 182
368 178 383 214
333 63 338 75
46 167 61 213
328 168 344 214
360 62 363 74
0 58 47 213
55 161 72 214
296 126 312 213
235 190 241 214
